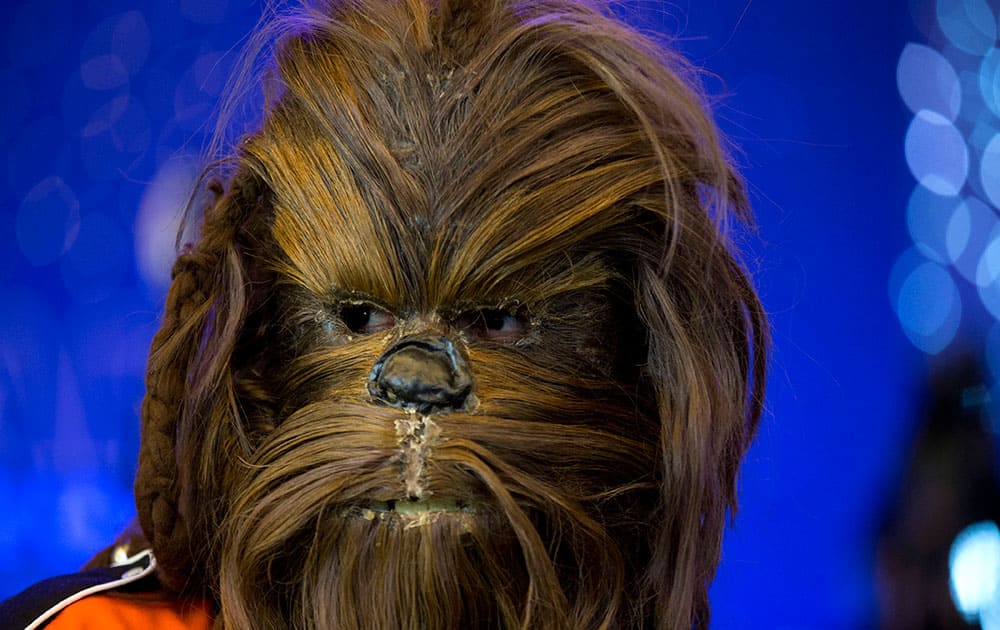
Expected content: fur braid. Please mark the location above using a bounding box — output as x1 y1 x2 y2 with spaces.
135 254 213 593
134 176 253 594
135 274 188 588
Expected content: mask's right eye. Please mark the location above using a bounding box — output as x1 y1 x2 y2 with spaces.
338 303 396 334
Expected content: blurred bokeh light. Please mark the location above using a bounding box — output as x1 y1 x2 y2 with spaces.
950 520 1000 624
894 0 1000 371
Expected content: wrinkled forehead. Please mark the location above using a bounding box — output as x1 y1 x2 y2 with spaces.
255 134 655 313
243 25 660 310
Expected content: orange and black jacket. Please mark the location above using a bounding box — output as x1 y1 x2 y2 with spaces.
0 551 210 629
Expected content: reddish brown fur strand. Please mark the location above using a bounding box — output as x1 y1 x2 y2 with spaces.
130 0 768 628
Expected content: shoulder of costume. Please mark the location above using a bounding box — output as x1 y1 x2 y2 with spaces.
0 548 159 630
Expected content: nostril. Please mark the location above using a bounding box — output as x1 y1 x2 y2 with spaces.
368 337 472 413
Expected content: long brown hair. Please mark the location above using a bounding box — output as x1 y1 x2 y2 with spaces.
133 1 768 627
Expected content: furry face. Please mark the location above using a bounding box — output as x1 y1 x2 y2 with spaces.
132 1 767 628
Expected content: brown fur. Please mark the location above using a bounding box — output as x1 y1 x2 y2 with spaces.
131 0 768 628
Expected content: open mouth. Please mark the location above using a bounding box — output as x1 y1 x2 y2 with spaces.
364 498 474 515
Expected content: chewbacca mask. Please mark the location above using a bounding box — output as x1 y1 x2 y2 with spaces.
132 0 768 628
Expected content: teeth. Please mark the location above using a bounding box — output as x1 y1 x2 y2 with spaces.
366 498 469 514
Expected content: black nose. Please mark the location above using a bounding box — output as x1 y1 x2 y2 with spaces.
368 336 472 413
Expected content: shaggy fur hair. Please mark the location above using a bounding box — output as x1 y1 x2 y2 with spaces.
129 0 768 627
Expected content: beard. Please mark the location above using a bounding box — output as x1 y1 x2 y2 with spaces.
215 383 659 629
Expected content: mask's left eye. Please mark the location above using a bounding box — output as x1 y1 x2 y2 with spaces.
453 307 529 343
338 303 396 334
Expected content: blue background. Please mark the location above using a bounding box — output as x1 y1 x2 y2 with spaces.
0 0 987 627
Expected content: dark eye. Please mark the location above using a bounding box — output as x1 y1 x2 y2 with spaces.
455 307 529 342
338 303 395 334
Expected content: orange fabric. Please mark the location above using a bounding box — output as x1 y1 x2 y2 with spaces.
45 593 212 630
